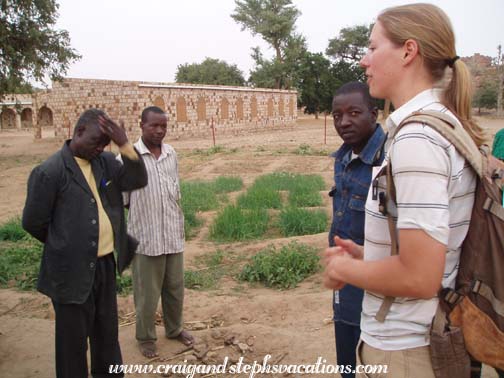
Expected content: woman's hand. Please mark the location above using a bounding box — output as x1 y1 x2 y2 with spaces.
333 236 364 260
322 236 363 290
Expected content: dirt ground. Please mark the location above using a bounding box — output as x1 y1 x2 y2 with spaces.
0 115 502 378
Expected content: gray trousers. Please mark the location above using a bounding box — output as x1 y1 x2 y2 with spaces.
132 252 184 342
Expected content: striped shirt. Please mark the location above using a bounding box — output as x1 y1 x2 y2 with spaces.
122 138 184 256
360 89 477 351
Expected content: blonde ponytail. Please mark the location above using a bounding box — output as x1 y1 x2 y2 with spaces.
444 59 486 146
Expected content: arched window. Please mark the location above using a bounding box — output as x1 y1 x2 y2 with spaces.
197 97 206 121
267 98 274 117
21 108 33 128
1 108 16 129
250 96 258 119
153 96 165 111
176 97 187 122
220 98 229 120
38 106 53 127
278 97 285 116
289 97 295 116
236 97 244 120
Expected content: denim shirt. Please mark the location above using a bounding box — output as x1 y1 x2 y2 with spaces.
329 124 386 326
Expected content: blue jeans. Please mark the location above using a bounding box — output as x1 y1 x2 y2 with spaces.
335 321 361 378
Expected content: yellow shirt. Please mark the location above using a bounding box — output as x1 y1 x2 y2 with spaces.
74 157 115 257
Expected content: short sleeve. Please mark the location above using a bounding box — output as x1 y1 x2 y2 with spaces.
390 124 451 245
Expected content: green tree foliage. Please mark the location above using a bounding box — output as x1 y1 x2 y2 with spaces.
326 24 371 63
232 0 306 89
0 0 80 97
325 24 386 110
473 81 498 113
296 52 334 116
296 53 364 116
175 58 245 86
232 0 300 62
325 24 370 87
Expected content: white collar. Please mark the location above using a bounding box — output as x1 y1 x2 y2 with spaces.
386 88 442 135
134 137 171 159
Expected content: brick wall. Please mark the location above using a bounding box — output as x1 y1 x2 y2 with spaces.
1 78 297 140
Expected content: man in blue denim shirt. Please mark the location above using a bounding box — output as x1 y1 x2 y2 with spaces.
328 82 386 378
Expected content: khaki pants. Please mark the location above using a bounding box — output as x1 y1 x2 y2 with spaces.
132 252 185 342
356 339 436 378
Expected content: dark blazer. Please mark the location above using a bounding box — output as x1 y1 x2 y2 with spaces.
22 141 147 304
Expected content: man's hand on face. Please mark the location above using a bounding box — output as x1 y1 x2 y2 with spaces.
98 115 128 147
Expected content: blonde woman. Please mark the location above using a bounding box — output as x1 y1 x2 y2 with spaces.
323 3 484 377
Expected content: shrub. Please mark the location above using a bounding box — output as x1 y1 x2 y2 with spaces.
191 145 226 156
116 270 133 295
0 217 28 241
208 145 225 154
278 207 327 236
210 205 269 241
293 143 313 155
239 241 320 289
213 176 243 193
293 144 329 156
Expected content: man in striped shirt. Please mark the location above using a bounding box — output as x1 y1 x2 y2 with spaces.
123 106 193 358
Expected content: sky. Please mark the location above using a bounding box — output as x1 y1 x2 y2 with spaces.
53 0 503 85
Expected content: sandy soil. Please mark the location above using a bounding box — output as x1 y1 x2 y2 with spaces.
0 115 502 378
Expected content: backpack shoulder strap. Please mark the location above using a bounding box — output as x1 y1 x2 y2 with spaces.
394 110 483 177
375 110 483 323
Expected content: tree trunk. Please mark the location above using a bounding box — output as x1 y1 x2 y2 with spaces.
497 46 503 117
274 42 283 90
497 73 503 117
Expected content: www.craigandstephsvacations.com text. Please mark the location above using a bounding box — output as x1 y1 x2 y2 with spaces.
109 354 388 377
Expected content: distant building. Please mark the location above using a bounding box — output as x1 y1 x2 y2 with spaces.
0 78 297 140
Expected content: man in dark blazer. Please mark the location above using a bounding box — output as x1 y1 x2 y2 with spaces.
22 108 147 378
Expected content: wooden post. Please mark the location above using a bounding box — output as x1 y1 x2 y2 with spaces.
211 117 216 147
324 113 327 145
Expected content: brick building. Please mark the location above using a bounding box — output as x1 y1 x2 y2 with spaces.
0 78 297 140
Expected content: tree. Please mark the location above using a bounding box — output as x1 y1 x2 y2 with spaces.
295 52 334 117
295 54 367 117
175 58 245 86
248 34 306 89
0 0 80 98
325 24 369 94
325 25 369 83
326 25 370 63
473 81 498 114
497 45 503 116
326 24 389 113
231 0 305 89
